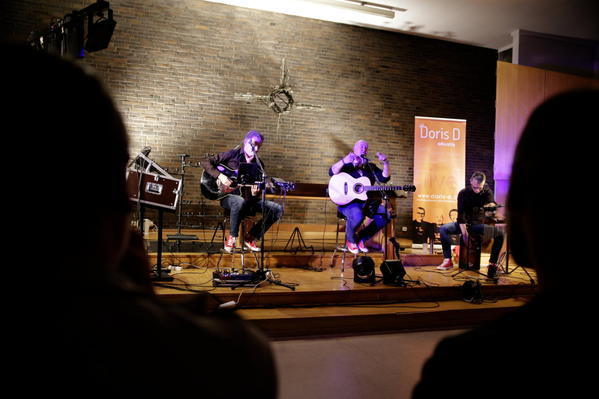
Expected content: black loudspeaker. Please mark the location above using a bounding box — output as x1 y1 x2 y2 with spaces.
380 259 406 286
352 256 375 284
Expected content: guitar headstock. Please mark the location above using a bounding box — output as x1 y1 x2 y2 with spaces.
402 184 416 192
271 177 295 192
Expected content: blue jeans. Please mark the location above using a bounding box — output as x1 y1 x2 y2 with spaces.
220 195 283 239
338 201 390 244
439 222 504 263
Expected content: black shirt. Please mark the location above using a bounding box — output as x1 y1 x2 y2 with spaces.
457 186 494 225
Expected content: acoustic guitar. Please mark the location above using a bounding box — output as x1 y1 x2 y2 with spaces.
201 164 295 201
328 172 416 206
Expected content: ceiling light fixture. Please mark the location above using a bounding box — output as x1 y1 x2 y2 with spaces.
303 0 406 19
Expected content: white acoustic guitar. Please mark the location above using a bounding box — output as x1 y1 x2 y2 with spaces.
328 172 416 205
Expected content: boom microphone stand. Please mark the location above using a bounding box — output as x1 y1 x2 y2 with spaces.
364 157 393 259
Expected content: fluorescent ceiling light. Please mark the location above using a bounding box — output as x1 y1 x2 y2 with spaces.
303 0 404 19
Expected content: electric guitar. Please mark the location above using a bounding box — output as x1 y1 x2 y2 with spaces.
200 164 295 201
328 172 416 205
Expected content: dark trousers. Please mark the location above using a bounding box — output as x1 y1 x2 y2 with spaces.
338 201 390 244
220 195 283 239
439 222 504 263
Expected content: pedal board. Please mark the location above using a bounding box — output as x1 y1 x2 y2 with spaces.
213 269 257 287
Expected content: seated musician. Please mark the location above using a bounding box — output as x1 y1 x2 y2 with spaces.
329 140 391 254
200 130 282 253
437 171 504 277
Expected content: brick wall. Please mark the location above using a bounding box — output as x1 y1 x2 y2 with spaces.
2 0 497 235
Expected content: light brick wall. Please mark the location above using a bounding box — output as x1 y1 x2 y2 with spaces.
2 0 497 235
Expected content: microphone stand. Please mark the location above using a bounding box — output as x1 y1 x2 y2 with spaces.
364 157 392 260
252 148 295 291
253 149 267 272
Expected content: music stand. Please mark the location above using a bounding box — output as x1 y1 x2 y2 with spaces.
238 162 262 186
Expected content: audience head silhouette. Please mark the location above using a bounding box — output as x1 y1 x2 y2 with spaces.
4 43 131 279
507 89 599 293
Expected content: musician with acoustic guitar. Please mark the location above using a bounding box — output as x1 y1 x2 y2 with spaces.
199 130 282 253
329 140 392 254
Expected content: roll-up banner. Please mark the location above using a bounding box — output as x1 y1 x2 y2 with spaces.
412 116 466 247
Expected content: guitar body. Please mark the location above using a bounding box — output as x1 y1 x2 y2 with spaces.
328 173 371 205
328 172 416 205
200 170 227 201
201 164 296 201
200 164 243 201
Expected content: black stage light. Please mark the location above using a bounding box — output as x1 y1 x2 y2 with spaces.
64 13 84 58
352 256 375 284
85 8 116 52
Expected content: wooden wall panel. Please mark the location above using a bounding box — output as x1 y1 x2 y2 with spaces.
494 61 598 208
494 62 545 207
545 69 599 99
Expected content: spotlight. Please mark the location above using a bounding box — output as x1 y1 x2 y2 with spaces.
85 8 116 52
352 256 375 284
27 1 116 58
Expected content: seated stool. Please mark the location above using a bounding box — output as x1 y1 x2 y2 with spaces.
215 208 259 271
330 211 356 272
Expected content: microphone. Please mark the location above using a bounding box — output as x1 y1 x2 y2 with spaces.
141 146 151 156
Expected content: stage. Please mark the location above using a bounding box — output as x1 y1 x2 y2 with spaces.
148 225 537 339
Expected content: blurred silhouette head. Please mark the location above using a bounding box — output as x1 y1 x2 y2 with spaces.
507 89 599 292
3 44 130 276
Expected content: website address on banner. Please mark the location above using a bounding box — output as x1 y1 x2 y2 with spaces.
416 199 456 203
418 194 456 200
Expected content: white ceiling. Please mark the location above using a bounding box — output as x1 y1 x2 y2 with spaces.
203 0 599 50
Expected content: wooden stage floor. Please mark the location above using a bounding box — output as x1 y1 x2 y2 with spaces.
148 229 537 338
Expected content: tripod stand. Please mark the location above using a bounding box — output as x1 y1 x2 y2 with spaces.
496 230 536 286
284 226 314 254
167 154 199 251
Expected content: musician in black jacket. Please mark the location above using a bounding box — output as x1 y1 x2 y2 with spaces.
329 140 391 254
200 130 282 253
436 171 504 276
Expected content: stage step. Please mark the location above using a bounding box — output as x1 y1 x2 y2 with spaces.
237 298 529 338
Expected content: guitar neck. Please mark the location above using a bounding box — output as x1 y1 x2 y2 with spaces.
364 185 404 191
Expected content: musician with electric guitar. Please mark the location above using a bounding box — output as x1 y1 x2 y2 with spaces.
329 139 407 254
199 130 283 253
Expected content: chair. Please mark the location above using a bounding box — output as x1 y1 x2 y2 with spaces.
330 211 356 272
